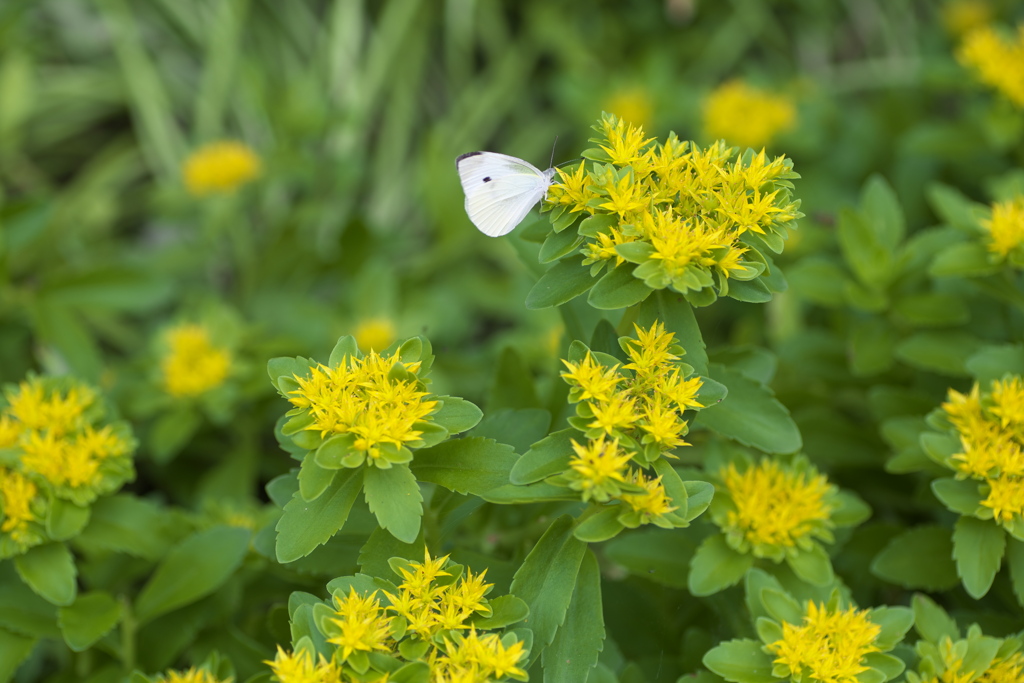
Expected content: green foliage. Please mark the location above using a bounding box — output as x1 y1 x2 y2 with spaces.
3 2 1024 682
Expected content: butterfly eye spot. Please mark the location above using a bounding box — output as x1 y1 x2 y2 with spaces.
482 177 491 183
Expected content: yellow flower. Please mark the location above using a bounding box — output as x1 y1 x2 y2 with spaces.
548 161 598 214
598 170 649 218
354 317 397 352
438 629 527 681
703 80 796 149
266 646 343 683
983 197 1024 259
719 458 835 555
289 351 437 464
981 473 1024 522
767 602 881 683
161 324 232 398
957 24 1024 108
620 471 677 523
588 393 640 434
327 589 393 660
182 141 261 196
978 652 1024 683
561 353 623 404
5 378 94 437
603 87 653 131
599 115 655 168
155 667 230 683
567 435 633 501
0 469 39 542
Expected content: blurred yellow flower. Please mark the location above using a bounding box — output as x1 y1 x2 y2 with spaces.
354 317 397 352
603 87 653 131
941 0 993 37
957 24 1024 108
161 324 232 398
703 80 796 149
983 196 1024 259
182 141 261 196
0 469 39 543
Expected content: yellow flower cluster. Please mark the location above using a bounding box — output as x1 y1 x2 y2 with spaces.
267 552 527 683
560 321 702 523
182 140 262 196
717 458 836 557
288 350 438 465
957 24 1024 108
942 378 1024 524
154 668 230 683
0 376 134 552
547 114 800 302
702 79 797 150
161 323 232 398
354 317 397 353
768 602 882 683
910 634 1024 683
982 197 1024 260
603 86 653 131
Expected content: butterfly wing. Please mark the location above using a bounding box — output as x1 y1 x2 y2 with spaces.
456 152 555 237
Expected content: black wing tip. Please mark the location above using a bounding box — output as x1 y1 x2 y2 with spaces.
456 151 483 166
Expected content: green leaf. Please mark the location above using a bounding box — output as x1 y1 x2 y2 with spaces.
861 174 906 250
432 396 483 434
328 335 359 367
471 594 529 630
929 242 998 278
267 356 310 391
526 256 595 309
76 495 172 561
604 528 697 589
58 591 122 652
357 527 424 581
637 290 708 375
952 516 1006 599
587 264 650 310
363 465 422 544
573 507 626 543
911 593 958 643
299 453 337 501
863 652 906 681
726 277 773 303
149 406 202 463
869 606 914 650
543 550 605 683
509 515 588 648
276 468 363 563
892 293 969 327
411 437 517 496
695 363 802 454
482 481 578 504
838 206 893 290
469 408 551 455
30 300 102 381
689 534 754 596
511 428 574 485
870 525 958 590
762 588 802 625
0 563 59 638
703 639 777 683
540 225 585 263
931 478 983 515
786 543 833 586
135 526 250 623
849 316 897 376
787 257 847 307
486 347 541 411
967 344 1024 385
46 499 90 541
14 543 77 606
0 627 35 683
927 182 986 232
895 332 984 376
1006 537 1024 609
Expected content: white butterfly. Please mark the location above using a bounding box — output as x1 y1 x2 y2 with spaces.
456 152 556 237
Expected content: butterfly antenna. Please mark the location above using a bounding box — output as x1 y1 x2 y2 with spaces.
549 136 558 170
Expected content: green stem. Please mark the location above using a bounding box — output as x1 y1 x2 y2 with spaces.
119 595 136 671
